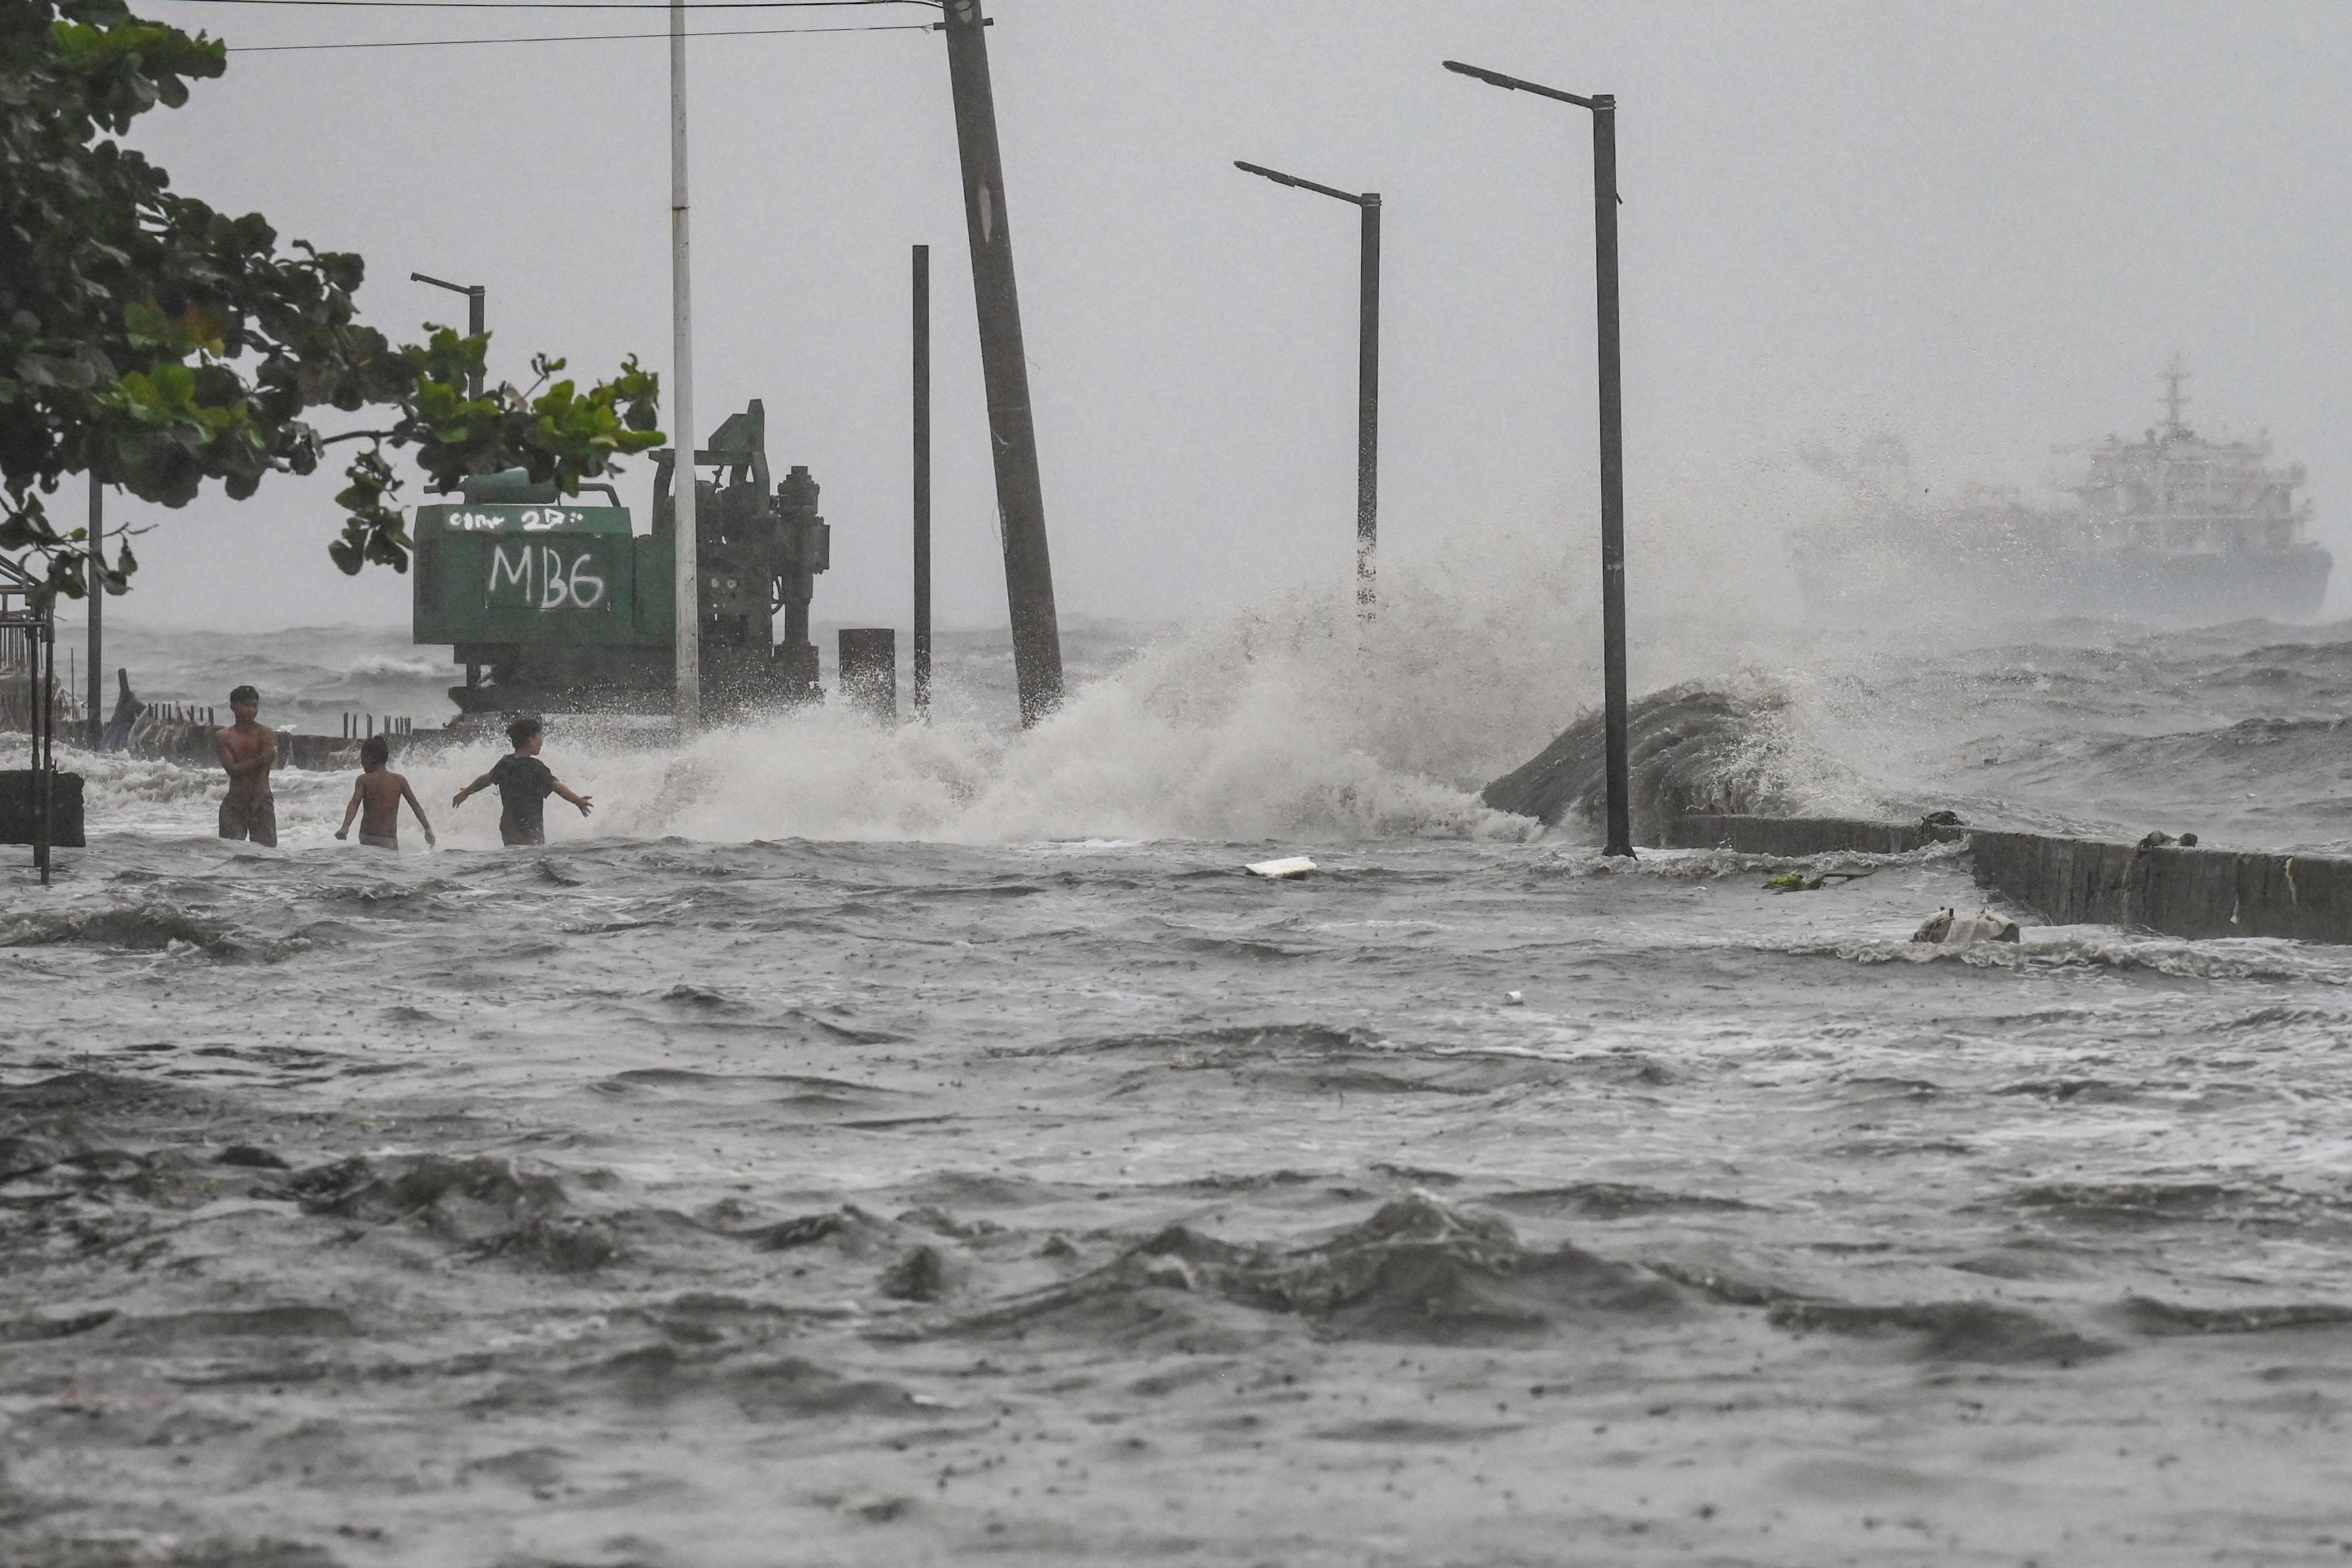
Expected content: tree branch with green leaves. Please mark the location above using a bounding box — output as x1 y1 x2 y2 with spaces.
0 0 663 603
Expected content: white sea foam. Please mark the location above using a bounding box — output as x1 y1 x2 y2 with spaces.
48 522 1888 848
342 654 448 681
52 514 2352 851
432 534 1604 845
555 518 1825 845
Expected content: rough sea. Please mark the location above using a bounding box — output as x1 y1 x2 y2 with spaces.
8 546 2352 1566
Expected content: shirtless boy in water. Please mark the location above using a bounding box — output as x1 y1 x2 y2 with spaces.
214 684 278 848
334 734 436 851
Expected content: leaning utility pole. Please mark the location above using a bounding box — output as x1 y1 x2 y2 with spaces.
939 0 1063 725
668 0 700 728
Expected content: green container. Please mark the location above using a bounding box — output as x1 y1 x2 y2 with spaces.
414 503 674 647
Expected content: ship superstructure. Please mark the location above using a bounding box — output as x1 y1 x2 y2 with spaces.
1791 360 2330 624
2061 357 2315 562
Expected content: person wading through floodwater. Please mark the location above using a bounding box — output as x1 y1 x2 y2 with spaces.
335 733 436 852
450 715 592 846
214 683 278 847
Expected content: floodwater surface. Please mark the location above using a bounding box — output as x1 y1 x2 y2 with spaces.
7 830 2352 1566
9 596 2352 1565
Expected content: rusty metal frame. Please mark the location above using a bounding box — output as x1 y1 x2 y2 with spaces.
1 554 58 884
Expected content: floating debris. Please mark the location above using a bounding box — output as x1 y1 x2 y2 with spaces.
1913 907 2022 947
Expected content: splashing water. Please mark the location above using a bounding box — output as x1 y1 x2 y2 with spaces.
43 515 2352 853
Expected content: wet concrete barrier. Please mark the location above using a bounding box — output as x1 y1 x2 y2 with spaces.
1654 812 2352 945
1659 814 1967 858
1487 691 2352 944
1968 829 2352 944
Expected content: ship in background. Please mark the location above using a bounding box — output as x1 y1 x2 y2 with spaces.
1791 358 2330 624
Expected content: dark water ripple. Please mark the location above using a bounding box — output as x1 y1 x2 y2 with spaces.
9 825 2352 1561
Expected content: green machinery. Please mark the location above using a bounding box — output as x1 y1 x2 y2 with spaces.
412 401 831 716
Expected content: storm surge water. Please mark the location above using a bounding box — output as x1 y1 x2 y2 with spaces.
67 523 1830 848
588 555 1606 845
13 543 2352 1565
72 505 2352 857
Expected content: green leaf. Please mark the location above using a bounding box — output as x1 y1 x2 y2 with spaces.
2 1 659 590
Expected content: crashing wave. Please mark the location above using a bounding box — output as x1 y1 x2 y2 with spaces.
948 1192 1683 1346
0 902 252 958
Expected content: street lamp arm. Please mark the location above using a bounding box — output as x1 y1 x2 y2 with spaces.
410 271 482 298
1234 159 1370 207
1442 59 1601 110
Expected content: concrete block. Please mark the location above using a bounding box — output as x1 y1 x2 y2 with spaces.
0 770 85 848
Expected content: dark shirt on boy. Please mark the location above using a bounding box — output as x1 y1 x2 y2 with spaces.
491 754 557 845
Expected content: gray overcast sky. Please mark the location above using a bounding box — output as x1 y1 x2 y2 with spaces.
105 0 2352 632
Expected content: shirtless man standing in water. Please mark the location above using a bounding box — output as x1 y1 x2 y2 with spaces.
214 683 278 848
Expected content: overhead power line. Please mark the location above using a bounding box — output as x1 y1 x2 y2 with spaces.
225 18 927 46
168 0 935 10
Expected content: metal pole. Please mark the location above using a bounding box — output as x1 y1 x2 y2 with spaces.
86 473 101 748
669 0 701 729
411 273 486 401
467 287 485 401
913 243 933 722
1590 98 1631 858
1440 62 1633 855
940 0 1064 726
1233 161 1380 614
36 617 52 883
1357 195 1380 616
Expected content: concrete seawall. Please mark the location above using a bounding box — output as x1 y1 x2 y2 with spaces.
1969 829 2352 943
1659 814 1967 858
1657 813 2352 945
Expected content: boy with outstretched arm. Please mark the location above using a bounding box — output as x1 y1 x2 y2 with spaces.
334 733 437 851
451 716 592 846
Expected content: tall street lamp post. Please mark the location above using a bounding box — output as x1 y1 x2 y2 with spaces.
1443 60 1632 858
1233 160 1380 615
666 0 700 731
410 272 486 401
